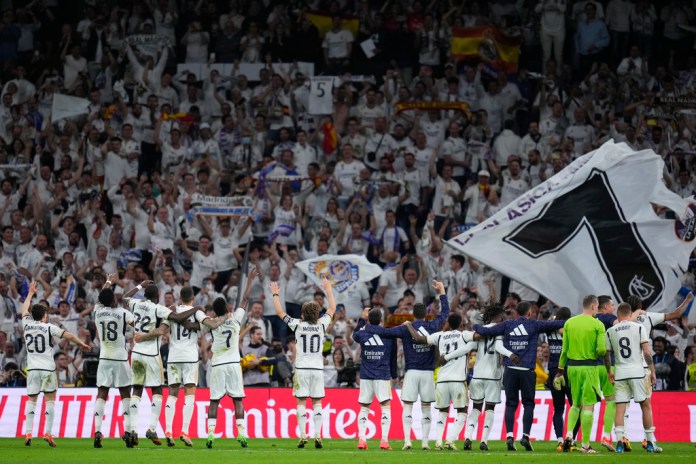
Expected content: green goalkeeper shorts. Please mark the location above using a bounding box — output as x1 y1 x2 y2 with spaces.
597 364 615 398
567 365 602 407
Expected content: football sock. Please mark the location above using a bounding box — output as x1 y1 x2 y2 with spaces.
149 394 162 432
130 396 140 433
207 418 216 435
380 405 391 440
566 405 581 439
465 408 481 440
236 418 246 438
447 412 466 443
603 400 615 439
94 399 106 434
45 401 55 435
358 406 369 440
182 395 194 435
581 410 594 447
615 426 624 443
24 400 36 435
165 396 177 433
121 398 130 431
420 405 431 445
435 411 448 442
645 427 656 443
296 405 307 439
402 404 413 442
312 404 323 439
482 410 495 443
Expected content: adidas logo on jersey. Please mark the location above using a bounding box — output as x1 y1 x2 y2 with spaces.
364 334 384 346
509 325 529 337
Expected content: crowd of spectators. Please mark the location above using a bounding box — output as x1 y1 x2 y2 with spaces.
0 0 696 391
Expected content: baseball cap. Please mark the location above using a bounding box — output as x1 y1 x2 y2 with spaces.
199 123 211 130
478 170 490 177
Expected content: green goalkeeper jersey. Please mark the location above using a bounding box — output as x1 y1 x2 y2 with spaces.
558 314 607 368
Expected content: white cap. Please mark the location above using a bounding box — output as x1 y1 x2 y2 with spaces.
478 170 490 177
199 123 211 130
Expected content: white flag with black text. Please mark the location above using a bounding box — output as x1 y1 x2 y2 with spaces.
447 141 696 311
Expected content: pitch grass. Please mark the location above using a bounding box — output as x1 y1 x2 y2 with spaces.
3 438 695 464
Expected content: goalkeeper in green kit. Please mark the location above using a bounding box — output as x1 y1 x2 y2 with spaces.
554 295 607 453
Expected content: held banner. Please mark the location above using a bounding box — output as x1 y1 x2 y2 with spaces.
0 389 694 442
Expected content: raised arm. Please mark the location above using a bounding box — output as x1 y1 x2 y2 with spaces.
270 281 287 319
20 280 38 318
322 277 337 318
239 266 259 310
665 292 694 321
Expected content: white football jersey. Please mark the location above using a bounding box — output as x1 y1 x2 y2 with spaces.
473 325 506 380
94 304 134 361
635 312 664 347
210 308 245 366
285 314 331 369
21 316 64 371
168 305 209 363
606 321 648 380
128 299 173 356
427 330 475 382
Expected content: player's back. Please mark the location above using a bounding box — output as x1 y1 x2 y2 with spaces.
607 320 647 380
168 305 207 363
211 308 245 366
563 314 606 361
433 330 474 382
353 323 394 381
287 314 331 369
128 299 172 356
21 316 63 371
474 323 505 380
94 304 133 361
546 329 563 369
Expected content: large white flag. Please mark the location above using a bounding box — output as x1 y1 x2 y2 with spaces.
51 94 90 121
448 141 696 311
296 254 383 293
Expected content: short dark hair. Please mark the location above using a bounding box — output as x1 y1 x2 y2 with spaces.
144 285 159 301
626 295 642 311
413 302 427 319
368 309 382 325
482 304 506 324
555 306 571 321
98 288 114 307
31 303 47 321
597 295 612 309
652 336 668 347
451 255 465 267
212 297 227 316
517 301 531 316
180 286 194 303
447 313 462 331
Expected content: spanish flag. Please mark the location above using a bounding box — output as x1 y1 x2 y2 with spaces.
321 121 338 155
451 26 522 74
305 11 359 38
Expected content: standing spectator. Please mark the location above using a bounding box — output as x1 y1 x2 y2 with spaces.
181 19 209 63
652 336 684 391
605 0 632 66
575 3 609 79
323 16 353 75
241 326 275 387
536 0 567 70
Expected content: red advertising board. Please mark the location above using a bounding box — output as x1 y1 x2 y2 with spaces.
0 389 694 442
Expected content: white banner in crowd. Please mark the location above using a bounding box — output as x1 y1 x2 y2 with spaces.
176 62 315 81
296 254 383 293
51 94 90 122
448 141 696 311
190 194 257 218
308 77 336 115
